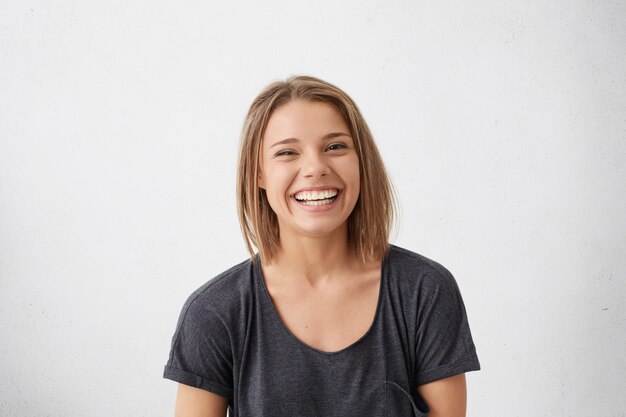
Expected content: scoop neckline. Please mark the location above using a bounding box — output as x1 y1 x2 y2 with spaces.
254 251 388 356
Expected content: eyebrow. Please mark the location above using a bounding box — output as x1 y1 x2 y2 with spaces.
269 132 352 149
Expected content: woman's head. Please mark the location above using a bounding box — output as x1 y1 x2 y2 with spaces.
237 75 395 264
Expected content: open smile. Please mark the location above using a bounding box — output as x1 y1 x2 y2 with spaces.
291 188 341 207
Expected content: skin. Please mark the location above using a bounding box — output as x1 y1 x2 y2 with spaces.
258 99 363 286
174 99 468 416
174 385 228 417
418 373 468 417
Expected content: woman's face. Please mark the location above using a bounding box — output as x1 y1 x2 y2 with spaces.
259 100 360 241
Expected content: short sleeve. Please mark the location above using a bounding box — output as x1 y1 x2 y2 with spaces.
414 266 481 386
163 293 234 399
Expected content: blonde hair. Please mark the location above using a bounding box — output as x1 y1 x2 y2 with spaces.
237 75 396 265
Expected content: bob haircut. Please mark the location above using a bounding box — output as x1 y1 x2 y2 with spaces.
237 75 396 265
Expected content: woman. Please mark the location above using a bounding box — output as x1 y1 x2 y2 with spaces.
164 76 481 417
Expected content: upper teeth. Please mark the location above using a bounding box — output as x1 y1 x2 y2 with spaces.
294 189 338 201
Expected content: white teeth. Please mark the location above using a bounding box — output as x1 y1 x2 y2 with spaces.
299 198 334 206
294 189 338 201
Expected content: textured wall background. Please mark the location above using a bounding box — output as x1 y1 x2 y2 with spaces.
1 0 625 416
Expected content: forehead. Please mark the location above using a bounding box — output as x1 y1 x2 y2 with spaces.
262 100 350 145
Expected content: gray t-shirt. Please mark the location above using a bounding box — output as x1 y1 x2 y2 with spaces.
163 245 480 416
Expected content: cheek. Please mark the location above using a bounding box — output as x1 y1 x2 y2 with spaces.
264 168 293 197
346 156 361 187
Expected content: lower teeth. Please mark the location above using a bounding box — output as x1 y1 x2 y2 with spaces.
299 198 334 206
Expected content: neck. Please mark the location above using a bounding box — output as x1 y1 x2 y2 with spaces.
266 224 355 288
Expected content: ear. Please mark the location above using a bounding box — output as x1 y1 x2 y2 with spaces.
258 170 266 189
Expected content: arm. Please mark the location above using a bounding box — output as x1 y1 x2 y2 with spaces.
417 373 467 417
175 383 228 417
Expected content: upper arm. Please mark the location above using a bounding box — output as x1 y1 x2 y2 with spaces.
417 373 467 417
175 383 228 417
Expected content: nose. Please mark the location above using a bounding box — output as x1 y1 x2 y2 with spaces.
301 151 330 178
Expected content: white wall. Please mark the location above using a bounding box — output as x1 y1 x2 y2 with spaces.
1 1 625 416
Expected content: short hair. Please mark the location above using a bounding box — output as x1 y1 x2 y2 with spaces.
236 75 396 265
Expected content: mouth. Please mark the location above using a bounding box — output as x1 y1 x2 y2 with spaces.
292 188 340 206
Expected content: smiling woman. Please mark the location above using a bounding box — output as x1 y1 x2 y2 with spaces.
163 76 481 417
237 76 394 267
258 100 361 244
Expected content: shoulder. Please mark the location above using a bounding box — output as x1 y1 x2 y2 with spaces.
179 257 256 323
385 245 454 281
385 244 459 294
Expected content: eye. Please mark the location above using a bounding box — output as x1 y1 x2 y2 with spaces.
326 143 348 151
274 149 297 157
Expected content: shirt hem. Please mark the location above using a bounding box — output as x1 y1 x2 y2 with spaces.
415 356 481 386
163 365 233 399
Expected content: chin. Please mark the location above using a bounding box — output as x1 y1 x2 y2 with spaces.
295 221 349 238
